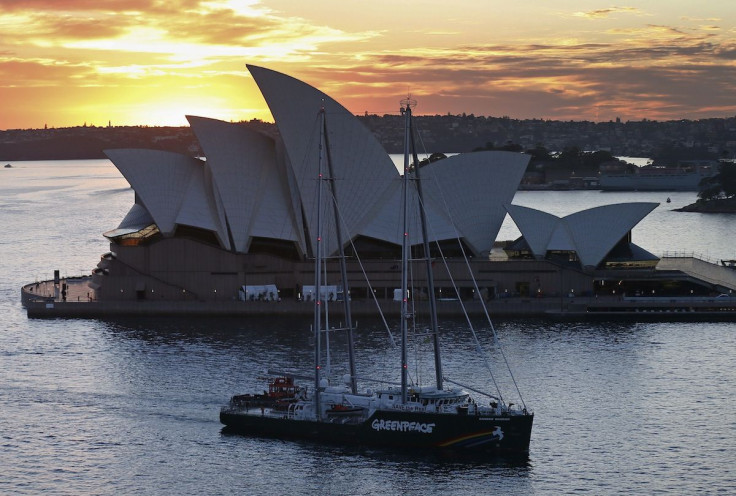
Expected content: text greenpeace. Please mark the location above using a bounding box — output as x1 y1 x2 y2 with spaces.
371 418 436 434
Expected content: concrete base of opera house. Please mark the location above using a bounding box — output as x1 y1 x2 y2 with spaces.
21 276 736 321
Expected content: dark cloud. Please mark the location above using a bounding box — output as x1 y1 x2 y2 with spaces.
0 0 186 11
159 10 289 45
30 14 131 39
576 7 641 19
1 1 324 47
1 2 733 122
299 36 736 120
714 45 736 59
0 58 92 85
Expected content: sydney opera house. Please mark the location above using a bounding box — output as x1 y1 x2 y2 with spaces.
22 66 736 318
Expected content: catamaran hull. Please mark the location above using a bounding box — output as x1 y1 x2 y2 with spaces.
220 409 533 454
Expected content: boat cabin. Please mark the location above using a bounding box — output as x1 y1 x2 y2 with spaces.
375 386 471 412
267 377 302 399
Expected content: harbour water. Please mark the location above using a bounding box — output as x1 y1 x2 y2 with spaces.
2 160 735 494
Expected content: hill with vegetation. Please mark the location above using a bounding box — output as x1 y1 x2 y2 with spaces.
678 161 736 212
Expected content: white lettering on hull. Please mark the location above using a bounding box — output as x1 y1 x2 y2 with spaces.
371 419 436 434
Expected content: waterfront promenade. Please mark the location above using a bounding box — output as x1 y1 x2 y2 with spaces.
22 256 736 320
658 254 736 288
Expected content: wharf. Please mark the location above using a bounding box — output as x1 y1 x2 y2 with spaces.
657 255 736 289
21 275 736 322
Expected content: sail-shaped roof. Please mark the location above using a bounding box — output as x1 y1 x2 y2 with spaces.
104 149 223 244
247 64 400 256
187 116 303 254
505 202 659 267
104 66 535 259
565 203 658 267
504 205 560 257
418 151 529 255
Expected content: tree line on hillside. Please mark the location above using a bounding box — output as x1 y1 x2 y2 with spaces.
473 141 624 175
698 162 736 201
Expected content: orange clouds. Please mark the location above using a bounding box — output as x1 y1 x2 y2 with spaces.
573 7 643 19
0 1 735 129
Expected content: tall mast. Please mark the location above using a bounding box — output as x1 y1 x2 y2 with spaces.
313 106 326 420
322 112 357 394
409 115 443 390
400 98 414 404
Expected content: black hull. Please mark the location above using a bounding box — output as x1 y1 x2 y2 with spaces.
220 409 533 454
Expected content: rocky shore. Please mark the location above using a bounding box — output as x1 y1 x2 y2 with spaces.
676 197 736 213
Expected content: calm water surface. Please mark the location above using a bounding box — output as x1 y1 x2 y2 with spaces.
1 161 734 494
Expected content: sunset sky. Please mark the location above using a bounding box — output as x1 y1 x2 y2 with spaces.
1 1 735 129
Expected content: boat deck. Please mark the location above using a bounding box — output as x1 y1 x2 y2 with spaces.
222 406 368 425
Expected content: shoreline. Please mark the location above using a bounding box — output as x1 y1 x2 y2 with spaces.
676 197 736 213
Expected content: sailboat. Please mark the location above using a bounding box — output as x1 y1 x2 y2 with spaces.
220 98 534 454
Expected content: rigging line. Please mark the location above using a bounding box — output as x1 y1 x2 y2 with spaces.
322 231 331 379
322 184 397 349
322 110 357 394
407 242 422 387
431 200 527 412
443 377 500 401
409 113 443 391
300 112 325 260
352 376 401 386
414 191 505 404
422 171 527 410
410 118 433 162
313 106 326 421
407 182 435 389
410 325 433 389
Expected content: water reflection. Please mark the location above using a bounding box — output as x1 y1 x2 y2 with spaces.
218 432 533 495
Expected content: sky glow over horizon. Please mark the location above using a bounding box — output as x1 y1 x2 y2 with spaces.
1 1 735 129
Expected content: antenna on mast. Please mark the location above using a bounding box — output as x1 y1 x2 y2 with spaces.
400 95 417 112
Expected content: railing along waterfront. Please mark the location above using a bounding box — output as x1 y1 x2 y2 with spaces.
659 251 727 265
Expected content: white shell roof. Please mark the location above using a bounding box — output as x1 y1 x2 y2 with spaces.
118 203 154 230
504 205 559 256
247 64 399 256
418 151 529 254
187 116 303 253
506 202 659 267
103 203 155 238
104 66 533 258
104 149 224 244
